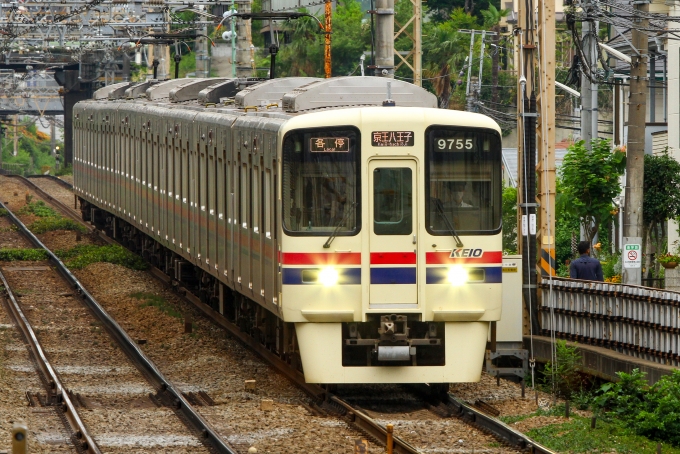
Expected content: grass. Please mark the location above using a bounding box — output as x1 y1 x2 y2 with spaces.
526 415 680 454
18 200 58 217
0 248 48 261
55 244 148 270
130 292 182 319
0 208 8 217
16 200 87 234
29 217 87 234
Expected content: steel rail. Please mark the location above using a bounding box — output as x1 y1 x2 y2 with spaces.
6 174 85 228
150 268 535 454
26 174 75 190
0 268 101 454
147 267 326 400
329 396 421 454
0 200 238 454
27 177 551 453
446 395 556 454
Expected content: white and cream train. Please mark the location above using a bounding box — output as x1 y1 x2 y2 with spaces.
74 76 503 385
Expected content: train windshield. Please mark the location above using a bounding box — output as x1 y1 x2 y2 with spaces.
282 127 361 235
426 127 502 235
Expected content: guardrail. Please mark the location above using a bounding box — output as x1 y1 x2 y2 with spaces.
540 277 680 367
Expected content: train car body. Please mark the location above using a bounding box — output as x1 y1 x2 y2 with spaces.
74 76 503 384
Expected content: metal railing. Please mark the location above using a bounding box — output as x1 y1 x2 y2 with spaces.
540 277 680 367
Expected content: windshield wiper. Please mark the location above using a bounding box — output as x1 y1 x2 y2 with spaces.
323 202 357 249
434 198 464 247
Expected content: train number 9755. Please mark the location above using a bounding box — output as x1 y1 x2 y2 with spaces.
437 138 473 151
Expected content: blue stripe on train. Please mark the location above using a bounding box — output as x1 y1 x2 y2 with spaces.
282 267 362 285
426 267 502 284
370 267 417 284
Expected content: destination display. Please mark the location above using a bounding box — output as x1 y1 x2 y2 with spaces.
371 131 415 147
309 137 350 152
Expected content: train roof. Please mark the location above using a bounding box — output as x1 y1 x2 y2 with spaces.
91 76 438 115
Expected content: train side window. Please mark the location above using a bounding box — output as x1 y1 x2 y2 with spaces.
241 163 248 228
265 169 272 239
252 165 260 234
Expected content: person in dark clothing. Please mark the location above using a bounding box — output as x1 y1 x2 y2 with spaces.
570 241 604 281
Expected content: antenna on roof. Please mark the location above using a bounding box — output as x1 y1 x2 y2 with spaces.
382 80 395 107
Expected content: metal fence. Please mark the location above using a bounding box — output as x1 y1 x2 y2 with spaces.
540 277 680 367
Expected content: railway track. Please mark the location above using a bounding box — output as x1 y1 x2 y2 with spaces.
0 195 235 453
5 174 556 453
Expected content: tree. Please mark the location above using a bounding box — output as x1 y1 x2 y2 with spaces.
426 0 498 23
555 177 581 274
559 139 626 246
421 9 478 108
642 150 680 278
480 4 509 106
275 0 369 78
502 184 517 253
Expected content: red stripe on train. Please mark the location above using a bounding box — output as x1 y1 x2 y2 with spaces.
426 251 502 264
370 252 416 265
282 252 361 265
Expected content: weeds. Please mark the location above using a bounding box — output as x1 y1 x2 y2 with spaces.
0 208 8 217
29 218 86 234
527 415 680 453
14 200 86 234
592 369 680 446
18 200 57 218
130 292 182 319
55 244 147 270
541 339 590 398
0 248 48 261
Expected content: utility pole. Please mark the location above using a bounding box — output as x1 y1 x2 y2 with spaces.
374 0 394 77
460 29 495 112
517 0 555 339
536 0 556 281
324 0 332 78
50 116 56 171
12 114 17 157
516 0 539 337
196 24 210 78
465 30 475 111
235 0 253 77
476 30 486 111
622 3 648 285
580 10 598 149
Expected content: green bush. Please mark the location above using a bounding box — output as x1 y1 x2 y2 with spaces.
29 218 87 234
542 339 586 398
55 164 73 176
56 244 148 270
0 248 48 261
593 368 680 446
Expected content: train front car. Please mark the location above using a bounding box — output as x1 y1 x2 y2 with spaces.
278 107 503 384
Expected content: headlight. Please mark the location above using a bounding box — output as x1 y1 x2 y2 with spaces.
318 267 339 286
447 265 468 286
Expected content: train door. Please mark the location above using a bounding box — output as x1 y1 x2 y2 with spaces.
368 159 418 308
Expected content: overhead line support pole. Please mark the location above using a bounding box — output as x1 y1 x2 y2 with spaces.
325 0 332 78
517 0 542 337
622 1 649 285
536 0 556 280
